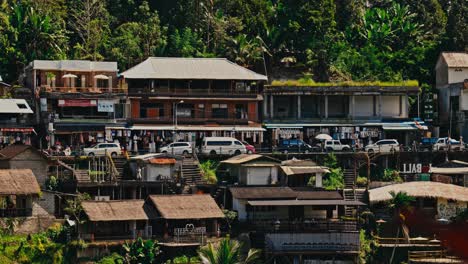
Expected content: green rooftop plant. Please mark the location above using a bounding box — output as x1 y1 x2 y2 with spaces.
270 79 419 87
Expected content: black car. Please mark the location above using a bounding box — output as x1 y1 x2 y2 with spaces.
277 139 320 153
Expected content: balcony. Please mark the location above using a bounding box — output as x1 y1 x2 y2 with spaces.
0 208 33 217
130 116 250 125
40 85 126 94
248 219 358 233
128 87 259 98
265 232 360 253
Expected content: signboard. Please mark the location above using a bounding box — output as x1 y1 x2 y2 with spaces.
422 93 434 122
40 98 47 112
98 99 115 112
58 99 97 107
176 108 191 117
401 163 431 174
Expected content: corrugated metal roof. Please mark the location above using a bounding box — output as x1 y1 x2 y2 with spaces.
220 154 280 165
280 166 330 175
248 200 365 206
440 52 468 68
121 57 268 80
0 99 33 114
229 187 342 200
430 167 468 174
30 60 118 72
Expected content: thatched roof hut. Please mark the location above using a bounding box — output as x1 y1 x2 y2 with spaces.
148 194 225 220
369 182 468 204
82 200 148 221
0 169 40 195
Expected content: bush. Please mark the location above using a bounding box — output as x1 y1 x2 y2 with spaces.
200 160 218 184
382 169 402 182
98 253 124 264
356 176 368 187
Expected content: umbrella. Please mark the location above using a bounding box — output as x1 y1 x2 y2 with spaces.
94 74 109 80
315 134 332 140
376 219 387 224
437 218 450 224
411 236 428 241
62 73 78 78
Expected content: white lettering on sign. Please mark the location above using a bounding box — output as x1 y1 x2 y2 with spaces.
401 164 432 174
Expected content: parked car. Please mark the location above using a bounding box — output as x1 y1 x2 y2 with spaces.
365 139 399 153
200 137 246 155
160 142 192 155
419 137 438 151
83 143 122 157
433 137 465 151
277 139 319 154
241 141 256 154
324 140 351 152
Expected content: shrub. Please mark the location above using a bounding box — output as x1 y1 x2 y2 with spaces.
382 169 402 182
356 176 368 187
200 160 218 184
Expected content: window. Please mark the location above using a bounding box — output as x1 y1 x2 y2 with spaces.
140 102 164 118
212 104 228 118
207 141 232 146
333 140 340 144
17 103 28 109
326 141 332 145
234 141 242 146
173 143 187 147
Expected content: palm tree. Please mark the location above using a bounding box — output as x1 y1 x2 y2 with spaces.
199 237 261 264
388 191 415 264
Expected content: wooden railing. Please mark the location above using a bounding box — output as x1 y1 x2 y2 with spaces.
248 219 358 233
41 86 125 94
409 250 447 259
128 87 259 96
0 208 33 217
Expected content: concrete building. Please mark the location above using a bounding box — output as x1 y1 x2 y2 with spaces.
435 52 468 138
263 83 424 146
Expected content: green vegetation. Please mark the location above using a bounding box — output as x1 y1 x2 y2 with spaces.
200 160 218 184
322 153 344 190
167 255 201 264
382 169 403 183
359 229 376 264
122 237 160 264
356 176 368 187
0 0 464 93
270 80 419 87
198 237 261 264
388 191 415 264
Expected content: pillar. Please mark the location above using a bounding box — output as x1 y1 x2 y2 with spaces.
324 95 329 119
297 95 301 119
378 95 382 118
263 94 269 119
269 95 274 119
349 95 355 119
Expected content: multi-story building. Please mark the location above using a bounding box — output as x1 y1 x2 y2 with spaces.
24 60 127 149
435 52 468 138
263 82 425 146
0 99 35 147
116 57 267 152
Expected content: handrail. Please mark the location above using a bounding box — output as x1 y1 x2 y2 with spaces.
105 151 119 180
40 85 125 94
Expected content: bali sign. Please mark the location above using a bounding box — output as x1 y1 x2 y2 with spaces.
401 163 431 174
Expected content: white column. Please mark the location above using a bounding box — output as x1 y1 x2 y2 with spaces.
349 95 355 119
378 95 382 117
108 76 112 92
263 94 268 118
270 95 274 119
297 95 301 119
324 95 329 119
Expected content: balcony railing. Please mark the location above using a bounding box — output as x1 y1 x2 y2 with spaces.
40 86 126 94
248 219 358 233
0 208 33 217
128 87 259 97
265 232 360 252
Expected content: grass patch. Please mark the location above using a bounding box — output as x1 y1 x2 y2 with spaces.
270 79 419 87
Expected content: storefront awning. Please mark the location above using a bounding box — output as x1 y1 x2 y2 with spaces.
107 125 265 132
55 123 105 132
1 127 36 134
247 200 365 206
382 125 417 131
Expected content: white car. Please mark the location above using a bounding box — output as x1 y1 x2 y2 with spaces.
83 143 122 157
200 137 247 155
433 137 465 151
324 140 351 152
365 139 399 153
160 142 192 155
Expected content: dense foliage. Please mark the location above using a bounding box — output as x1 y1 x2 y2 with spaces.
0 0 466 86
321 153 344 190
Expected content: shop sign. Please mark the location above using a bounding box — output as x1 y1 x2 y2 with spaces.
1 127 34 133
58 99 97 107
40 98 47 112
98 99 115 112
176 108 191 117
401 163 431 174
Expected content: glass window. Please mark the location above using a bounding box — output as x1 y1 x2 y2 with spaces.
326 141 332 145
234 141 242 146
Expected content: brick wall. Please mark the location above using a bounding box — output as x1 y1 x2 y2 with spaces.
9 150 48 188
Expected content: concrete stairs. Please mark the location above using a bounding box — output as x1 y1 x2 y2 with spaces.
181 157 204 186
344 168 356 188
112 157 127 181
74 169 91 183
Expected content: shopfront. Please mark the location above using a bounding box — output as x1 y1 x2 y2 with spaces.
0 127 35 148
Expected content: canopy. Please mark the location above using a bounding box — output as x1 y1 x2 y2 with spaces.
62 73 78 78
94 74 109 80
315 134 333 140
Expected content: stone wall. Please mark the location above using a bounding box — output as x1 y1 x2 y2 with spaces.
9 149 48 187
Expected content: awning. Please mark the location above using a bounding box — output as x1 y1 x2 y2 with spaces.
0 99 33 114
430 167 468 175
248 200 365 206
280 166 330 175
107 125 265 132
382 125 417 131
54 123 105 132
1 127 35 134
58 99 97 107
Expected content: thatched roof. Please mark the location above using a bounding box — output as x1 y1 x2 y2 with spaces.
280 166 330 175
369 182 468 203
220 154 280 165
82 200 148 221
0 145 35 159
149 194 224 220
0 169 40 195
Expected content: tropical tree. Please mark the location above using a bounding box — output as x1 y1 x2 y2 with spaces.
200 160 218 184
199 237 261 264
122 237 160 264
63 192 90 235
388 191 415 264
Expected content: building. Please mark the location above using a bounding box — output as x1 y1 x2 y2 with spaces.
0 99 35 147
263 82 425 146
218 154 281 185
116 57 267 152
0 169 41 218
24 60 127 148
279 159 330 187
0 76 11 97
0 145 48 187
430 160 468 187
229 186 363 263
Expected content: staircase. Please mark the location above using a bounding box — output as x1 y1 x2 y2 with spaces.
344 168 356 188
74 169 91 183
181 157 204 186
112 157 127 181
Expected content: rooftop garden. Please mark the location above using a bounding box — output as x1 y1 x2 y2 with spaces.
270 79 419 87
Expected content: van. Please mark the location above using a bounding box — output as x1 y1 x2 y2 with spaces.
200 137 247 155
